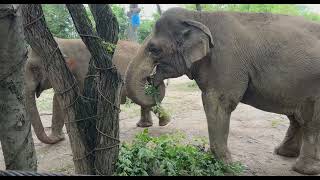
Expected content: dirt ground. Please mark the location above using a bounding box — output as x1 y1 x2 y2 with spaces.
0 75 317 176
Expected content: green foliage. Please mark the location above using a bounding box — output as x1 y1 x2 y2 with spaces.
115 129 243 176
144 83 160 99
42 4 78 39
102 41 117 54
152 104 171 120
138 11 161 43
187 80 198 88
111 5 129 40
184 4 320 22
43 4 128 40
124 97 134 107
138 19 154 43
144 80 172 119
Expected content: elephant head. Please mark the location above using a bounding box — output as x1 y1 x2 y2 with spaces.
24 49 63 144
125 8 213 106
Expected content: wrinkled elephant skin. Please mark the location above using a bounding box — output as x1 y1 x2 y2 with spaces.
125 8 320 175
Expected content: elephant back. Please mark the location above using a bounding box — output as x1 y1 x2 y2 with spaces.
112 40 140 78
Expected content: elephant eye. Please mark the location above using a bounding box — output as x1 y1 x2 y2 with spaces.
147 42 162 58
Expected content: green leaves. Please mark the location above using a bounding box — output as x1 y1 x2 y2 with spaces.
114 130 243 176
184 4 320 23
144 82 171 119
102 41 117 54
42 4 78 39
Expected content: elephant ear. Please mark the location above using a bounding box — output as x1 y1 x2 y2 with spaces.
181 20 214 69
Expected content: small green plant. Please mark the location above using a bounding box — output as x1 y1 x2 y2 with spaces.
115 129 243 176
124 97 133 107
102 41 117 54
187 80 198 88
175 80 200 92
271 119 284 128
144 83 160 100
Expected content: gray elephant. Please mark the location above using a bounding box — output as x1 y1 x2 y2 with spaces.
25 38 170 145
125 8 320 175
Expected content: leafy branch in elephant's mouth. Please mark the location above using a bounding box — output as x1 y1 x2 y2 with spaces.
144 82 170 119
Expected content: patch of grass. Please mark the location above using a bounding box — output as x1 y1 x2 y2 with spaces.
121 98 140 118
115 129 244 176
49 163 74 174
271 119 281 128
36 89 54 112
175 80 200 92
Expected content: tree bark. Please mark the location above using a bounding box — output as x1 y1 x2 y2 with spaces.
66 4 121 175
0 4 37 171
196 4 202 11
89 4 119 43
21 4 94 174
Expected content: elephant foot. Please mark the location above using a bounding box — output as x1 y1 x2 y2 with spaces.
274 144 300 157
292 157 320 175
136 120 153 128
159 116 171 126
211 148 233 165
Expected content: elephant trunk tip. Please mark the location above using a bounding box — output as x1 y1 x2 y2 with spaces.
36 131 64 144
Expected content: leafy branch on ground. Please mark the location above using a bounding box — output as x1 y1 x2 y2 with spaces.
115 129 243 176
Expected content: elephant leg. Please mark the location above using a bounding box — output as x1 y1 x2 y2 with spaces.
275 115 302 157
136 106 153 127
202 90 240 164
292 101 320 175
50 93 65 142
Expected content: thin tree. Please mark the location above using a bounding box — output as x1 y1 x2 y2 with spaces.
22 4 94 174
66 4 121 175
0 4 37 171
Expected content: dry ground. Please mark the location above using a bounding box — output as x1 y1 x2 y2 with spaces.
0 75 317 176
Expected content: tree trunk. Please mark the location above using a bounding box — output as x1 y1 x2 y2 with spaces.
196 4 202 11
0 4 37 171
66 4 121 175
89 4 119 43
21 4 95 174
156 4 162 15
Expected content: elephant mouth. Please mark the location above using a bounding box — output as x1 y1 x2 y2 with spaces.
146 63 162 87
142 64 166 104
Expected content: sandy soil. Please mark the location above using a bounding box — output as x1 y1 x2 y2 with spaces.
0 75 317 176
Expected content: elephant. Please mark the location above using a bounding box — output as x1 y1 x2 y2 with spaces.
25 38 170 145
124 7 320 175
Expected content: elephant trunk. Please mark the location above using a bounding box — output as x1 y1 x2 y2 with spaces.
25 89 61 144
125 38 165 107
